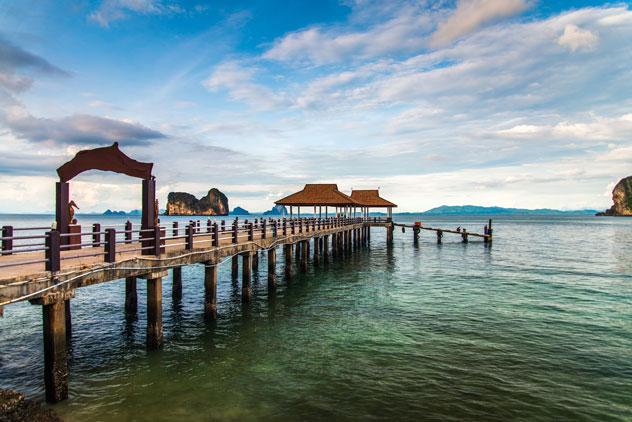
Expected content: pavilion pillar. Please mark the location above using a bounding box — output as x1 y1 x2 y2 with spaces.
204 263 217 320
242 252 253 302
146 275 163 350
268 248 276 289
172 266 182 302
125 276 137 316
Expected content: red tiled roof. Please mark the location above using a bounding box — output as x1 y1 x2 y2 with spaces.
350 190 397 207
275 184 359 206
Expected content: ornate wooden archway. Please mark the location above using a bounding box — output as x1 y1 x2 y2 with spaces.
55 142 156 250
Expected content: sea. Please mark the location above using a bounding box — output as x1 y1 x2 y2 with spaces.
0 214 631 421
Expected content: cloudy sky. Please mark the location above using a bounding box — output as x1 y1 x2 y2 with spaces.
0 0 631 213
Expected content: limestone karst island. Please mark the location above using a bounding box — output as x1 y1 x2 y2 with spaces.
1 2 631 421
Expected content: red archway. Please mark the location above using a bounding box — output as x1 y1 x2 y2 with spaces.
55 142 156 253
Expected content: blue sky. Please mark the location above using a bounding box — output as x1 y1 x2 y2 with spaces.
0 0 631 213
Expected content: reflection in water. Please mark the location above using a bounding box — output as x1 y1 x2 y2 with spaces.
0 215 631 421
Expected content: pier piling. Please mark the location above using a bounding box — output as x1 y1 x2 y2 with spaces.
204 264 217 320
172 267 182 302
231 256 239 279
42 300 68 403
125 277 137 316
284 243 293 279
268 248 276 289
242 252 253 302
146 276 163 350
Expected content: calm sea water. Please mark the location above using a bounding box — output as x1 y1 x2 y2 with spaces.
0 214 631 421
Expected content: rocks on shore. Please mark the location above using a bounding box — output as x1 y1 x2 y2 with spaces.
0 389 62 422
597 176 632 216
166 188 229 216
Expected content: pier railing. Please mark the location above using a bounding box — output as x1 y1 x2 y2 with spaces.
0 216 391 273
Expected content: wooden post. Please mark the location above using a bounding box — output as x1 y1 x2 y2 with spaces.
172 267 182 302
146 277 163 350
323 235 329 260
313 237 320 264
2 225 13 255
488 219 493 244
300 240 308 273
437 230 443 244
104 228 116 262
253 250 259 272
268 248 276 289
204 264 217 320
284 243 293 279
55 181 70 246
462 230 469 243
232 256 239 279
125 276 137 316
413 227 419 244
141 178 156 256
386 224 394 245
212 222 219 247
64 299 72 344
42 300 68 403
45 230 61 272
242 252 252 302
92 223 101 247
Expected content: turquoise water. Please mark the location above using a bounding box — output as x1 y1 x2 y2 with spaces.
1 215 631 421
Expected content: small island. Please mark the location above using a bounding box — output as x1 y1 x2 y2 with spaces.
597 176 632 216
165 188 229 216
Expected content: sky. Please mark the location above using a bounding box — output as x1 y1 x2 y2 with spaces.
0 0 631 213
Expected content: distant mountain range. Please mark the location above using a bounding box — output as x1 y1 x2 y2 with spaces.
413 205 598 216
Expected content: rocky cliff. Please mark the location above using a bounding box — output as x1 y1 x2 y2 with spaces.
597 176 632 216
166 188 229 216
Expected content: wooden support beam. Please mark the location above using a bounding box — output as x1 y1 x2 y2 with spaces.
242 252 252 303
125 276 137 316
323 235 329 260
386 224 394 245
268 248 276 289
300 240 308 273
313 237 320 264
204 264 217 320
231 256 239 279
252 251 259 273
172 267 182 302
42 300 68 403
64 299 72 343
284 243 293 279
146 277 163 350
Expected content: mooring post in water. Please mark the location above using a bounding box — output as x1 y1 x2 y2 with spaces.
461 230 468 244
268 247 276 289
242 252 253 302
204 263 217 320
386 224 394 245
172 267 182 302
413 226 420 245
30 290 74 403
436 230 443 244
284 243 293 279
125 276 137 316
146 274 164 350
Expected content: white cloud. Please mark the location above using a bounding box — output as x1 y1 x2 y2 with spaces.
263 8 431 65
558 24 599 52
89 0 182 27
430 0 530 47
202 61 290 110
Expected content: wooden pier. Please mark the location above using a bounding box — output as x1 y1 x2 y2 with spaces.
0 143 492 403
